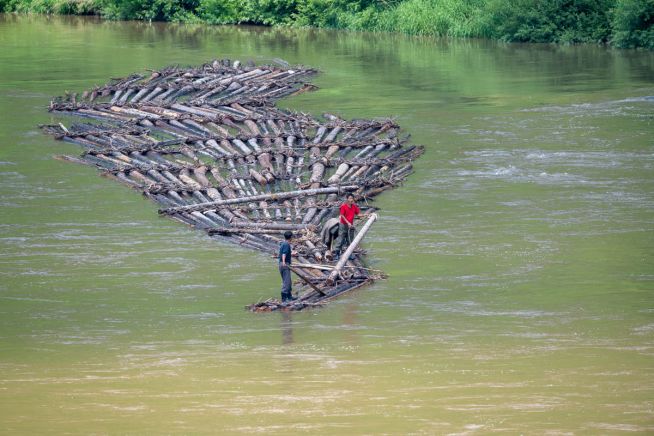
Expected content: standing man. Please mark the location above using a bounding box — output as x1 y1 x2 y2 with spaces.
334 193 360 259
279 230 294 302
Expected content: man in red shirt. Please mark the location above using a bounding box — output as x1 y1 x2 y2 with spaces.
334 193 360 259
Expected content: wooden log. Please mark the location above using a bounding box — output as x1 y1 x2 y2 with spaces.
206 122 230 137
294 153 304 185
178 169 202 189
223 222 314 230
205 139 228 156
219 139 239 155
244 119 260 135
327 163 349 184
326 213 377 285
323 126 342 143
110 89 123 104
312 126 327 143
249 168 268 185
259 201 272 220
257 152 275 181
113 171 142 187
209 227 293 235
304 240 323 261
323 144 340 162
110 106 160 120
154 88 177 103
289 266 326 296
302 147 325 223
160 185 358 214
162 170 185 185
77 108 131 121
146 169 170 184
54 154 100 167
139 105 183 119
232 139 251 155
244 139 259 154
118 88 135 104
140 86 164 103
169 119 200 136
283 200 293 222
128 169 154 185
309 162 325 184
284 154 294 176
169 103 218 119
312 193 337 225
130 87 151 104
183 119 213 135
266 119 281 135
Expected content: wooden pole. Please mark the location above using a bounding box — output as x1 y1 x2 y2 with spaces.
326 213 377 285
289 266 326 296
160 185 359 214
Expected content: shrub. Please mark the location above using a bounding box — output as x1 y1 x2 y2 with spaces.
100 0 199 22
480 0 613 44
2 0 653 49
196 0 240 24
611 0 654 48
374 0 486 37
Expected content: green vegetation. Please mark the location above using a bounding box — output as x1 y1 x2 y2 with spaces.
611 0 654 48
1 0 652 48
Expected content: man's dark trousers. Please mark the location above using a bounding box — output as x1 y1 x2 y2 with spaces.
279 264 292 301
335 223 356 255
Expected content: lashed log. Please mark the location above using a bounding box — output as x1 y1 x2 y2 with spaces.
249 168 268 185
289 266 326 296
219 222 314 230
209 228 298 235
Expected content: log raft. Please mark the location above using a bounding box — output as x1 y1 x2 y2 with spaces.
41 58 424 312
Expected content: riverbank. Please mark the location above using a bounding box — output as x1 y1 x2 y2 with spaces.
1 0 652 49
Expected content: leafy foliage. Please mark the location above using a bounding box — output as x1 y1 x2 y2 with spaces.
101 0 200 22
1 0 101 14
374 0 486 37
612 0 654 48
1 0 652 48
479 0 614 44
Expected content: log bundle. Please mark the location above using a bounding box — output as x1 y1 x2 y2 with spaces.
41 58 424 312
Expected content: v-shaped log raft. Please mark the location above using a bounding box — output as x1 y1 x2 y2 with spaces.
41 58 424 311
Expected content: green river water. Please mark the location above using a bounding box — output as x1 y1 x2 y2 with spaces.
1 14 653 434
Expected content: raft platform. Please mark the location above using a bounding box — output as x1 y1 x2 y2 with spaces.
41 58 423 311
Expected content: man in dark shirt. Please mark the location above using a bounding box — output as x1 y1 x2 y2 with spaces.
334 193 360 259
278 230 294 302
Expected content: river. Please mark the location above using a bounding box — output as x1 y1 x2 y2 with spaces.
1 14 653 433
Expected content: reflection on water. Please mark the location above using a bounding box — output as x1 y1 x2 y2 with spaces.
1 13 653 434
281 311 294 345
